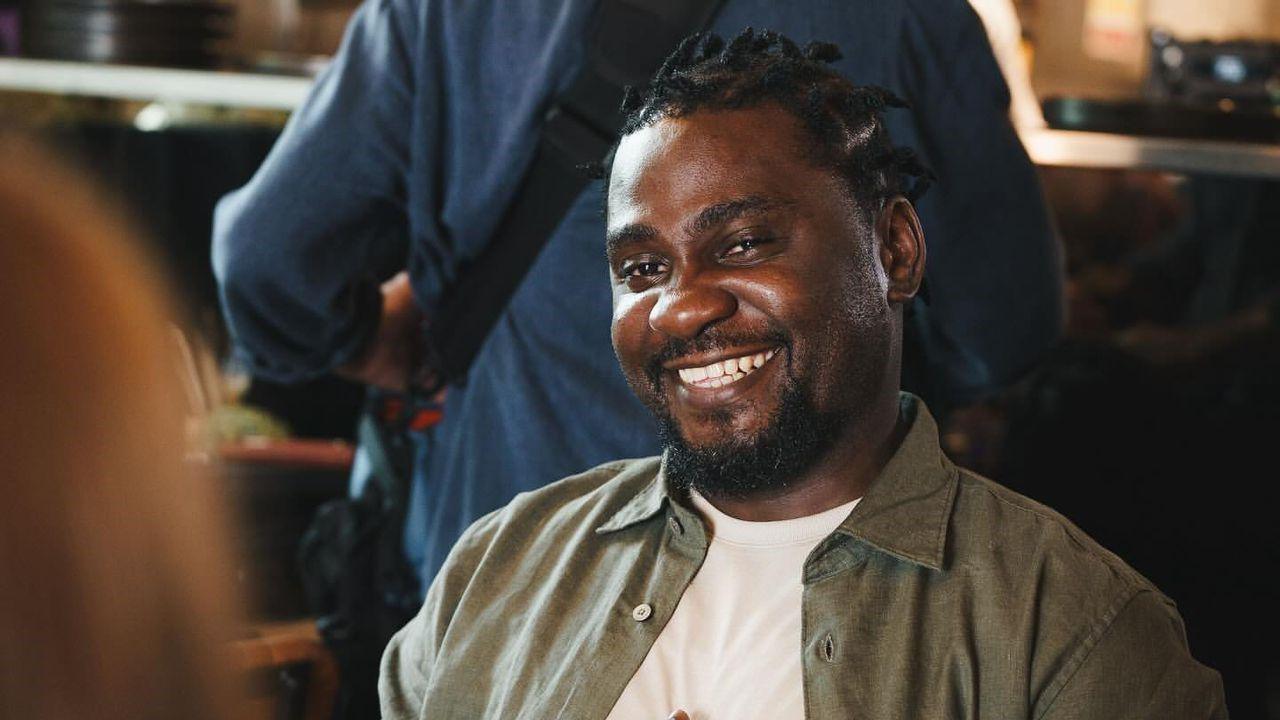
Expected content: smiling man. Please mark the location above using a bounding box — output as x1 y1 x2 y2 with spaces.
380 30 1225 720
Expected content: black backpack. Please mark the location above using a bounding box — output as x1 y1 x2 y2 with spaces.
299 399 422 720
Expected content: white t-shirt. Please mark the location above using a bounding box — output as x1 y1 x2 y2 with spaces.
604 491 861 720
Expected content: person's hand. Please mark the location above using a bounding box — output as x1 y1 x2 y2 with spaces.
1075 265 1133 301
1113 323 1207 368
1113 307 1269 370
337 272 422 391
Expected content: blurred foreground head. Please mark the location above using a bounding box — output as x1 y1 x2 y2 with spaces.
0 135 243 720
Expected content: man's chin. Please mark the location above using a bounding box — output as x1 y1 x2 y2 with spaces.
656 376 847 501
667 412 769 452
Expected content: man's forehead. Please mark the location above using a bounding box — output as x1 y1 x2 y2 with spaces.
606 107 813 227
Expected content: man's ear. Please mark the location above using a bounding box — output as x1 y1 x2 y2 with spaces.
876 196 926 305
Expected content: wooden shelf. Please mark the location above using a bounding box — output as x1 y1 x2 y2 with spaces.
5 58 1277 179
1019 127 1280 179
233 619 338 720
0 57 314 110
218 438 354 470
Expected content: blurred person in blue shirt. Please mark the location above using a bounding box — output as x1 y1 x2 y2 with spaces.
213 0 1062 590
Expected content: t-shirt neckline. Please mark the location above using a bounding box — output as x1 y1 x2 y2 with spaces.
690 490 861 548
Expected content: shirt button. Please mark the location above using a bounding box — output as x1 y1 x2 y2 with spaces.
632 603 653 622
668 517 683 535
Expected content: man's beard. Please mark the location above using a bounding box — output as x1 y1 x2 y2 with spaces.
653 368 848 501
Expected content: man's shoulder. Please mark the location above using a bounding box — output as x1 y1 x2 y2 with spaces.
944 471 1223 716
944 469 1192 700
440 457 662 576
504 456 663 527
950 469 1156 595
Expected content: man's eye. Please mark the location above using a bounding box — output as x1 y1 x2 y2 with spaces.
723 236 769 257
620 260 668 279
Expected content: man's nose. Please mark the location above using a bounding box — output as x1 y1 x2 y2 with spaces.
648 275 737 340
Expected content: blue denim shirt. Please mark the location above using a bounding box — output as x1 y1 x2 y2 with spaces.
212 0 1062 588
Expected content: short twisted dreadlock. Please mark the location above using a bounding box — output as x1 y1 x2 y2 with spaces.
595 28 935 212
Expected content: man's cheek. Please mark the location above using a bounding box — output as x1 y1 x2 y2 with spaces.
611 293 654 358
608 301 658 403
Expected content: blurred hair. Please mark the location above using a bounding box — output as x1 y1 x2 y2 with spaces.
0 134 244 720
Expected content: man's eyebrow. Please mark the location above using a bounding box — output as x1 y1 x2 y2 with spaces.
605 223 658 259
605 195 793 259
685 195 793 237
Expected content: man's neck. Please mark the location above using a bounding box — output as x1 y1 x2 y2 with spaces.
699 392 905 522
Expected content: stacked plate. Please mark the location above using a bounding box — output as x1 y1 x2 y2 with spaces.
22 0 234 68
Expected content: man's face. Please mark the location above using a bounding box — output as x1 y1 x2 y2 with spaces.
606 104 899 496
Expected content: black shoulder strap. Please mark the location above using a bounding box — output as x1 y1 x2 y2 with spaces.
418 0 726 392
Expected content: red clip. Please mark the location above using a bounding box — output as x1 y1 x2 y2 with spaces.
409 408 444 432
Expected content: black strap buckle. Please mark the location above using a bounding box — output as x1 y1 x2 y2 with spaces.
542 103 614 167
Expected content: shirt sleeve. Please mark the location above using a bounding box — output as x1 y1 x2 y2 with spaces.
378 508 504 719
379 579 442 720
212 0 420 382
894 0 1065 403
1035 590 1228 720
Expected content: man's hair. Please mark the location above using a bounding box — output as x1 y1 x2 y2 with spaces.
595 28 935 210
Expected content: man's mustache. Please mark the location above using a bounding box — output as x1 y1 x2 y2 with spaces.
644 327 791 389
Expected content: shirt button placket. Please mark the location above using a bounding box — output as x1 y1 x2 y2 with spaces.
632 603 653 622
821 632 836 663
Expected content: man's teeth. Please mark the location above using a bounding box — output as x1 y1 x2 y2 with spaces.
676 349 778 389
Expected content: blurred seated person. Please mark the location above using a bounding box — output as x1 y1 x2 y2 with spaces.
0 136 246 720
1097 177 1279 384
1003 174 1280 716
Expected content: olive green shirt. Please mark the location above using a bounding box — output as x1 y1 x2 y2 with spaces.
380 395 1226 719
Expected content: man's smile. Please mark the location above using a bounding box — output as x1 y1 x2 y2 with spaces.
655 344 789 414
668 347 780 389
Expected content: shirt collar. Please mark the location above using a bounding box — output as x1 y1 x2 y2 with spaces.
832 394 957 571
596 394 958 571
595 457 670 534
